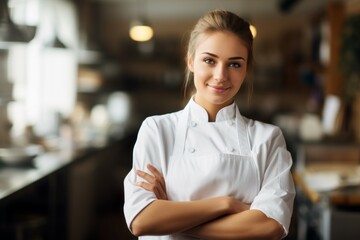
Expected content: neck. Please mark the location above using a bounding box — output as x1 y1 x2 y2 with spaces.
193 96 233 122
206 105 220 122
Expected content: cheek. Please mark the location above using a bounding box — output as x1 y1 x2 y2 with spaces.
193 64 211 80
193 73 205 90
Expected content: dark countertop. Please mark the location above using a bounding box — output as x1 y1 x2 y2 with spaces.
0 145 98 202
0 128 136 206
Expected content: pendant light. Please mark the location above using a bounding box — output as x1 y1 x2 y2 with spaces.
129 0 153 42
250 24 257 38
44 0 67 49
129 19 153 42
45 35 66 48
0 0 36 46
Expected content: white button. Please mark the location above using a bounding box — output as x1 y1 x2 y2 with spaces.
228 120 234 126
188 147 195 153
228 147 236 153
190 121 197 127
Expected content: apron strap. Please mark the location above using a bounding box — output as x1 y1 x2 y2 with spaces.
172 103 190 157
236 107 251 156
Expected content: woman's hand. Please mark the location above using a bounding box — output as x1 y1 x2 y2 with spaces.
224 196 251 214
135 164 168 200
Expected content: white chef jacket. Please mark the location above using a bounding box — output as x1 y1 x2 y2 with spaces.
124 98 295 239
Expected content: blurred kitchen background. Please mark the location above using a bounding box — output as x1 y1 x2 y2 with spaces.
0 0 360 239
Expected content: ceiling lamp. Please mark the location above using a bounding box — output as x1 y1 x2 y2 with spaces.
43 1 67 49
0 0 36 46
249 24 257 38
45 35 67 49
129 0 153 42
129 19 153 42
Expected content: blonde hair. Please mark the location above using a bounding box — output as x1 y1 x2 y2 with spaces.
183 9 254 100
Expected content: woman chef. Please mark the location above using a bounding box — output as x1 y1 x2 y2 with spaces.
124 9 295 239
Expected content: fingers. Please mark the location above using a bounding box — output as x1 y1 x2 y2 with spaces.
135 178 167 200
146 164 160 175
146 164 166 191
135 181 161 197
135 164 168 200
136 169 155 184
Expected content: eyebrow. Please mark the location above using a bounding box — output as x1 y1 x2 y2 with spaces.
201 52 246 61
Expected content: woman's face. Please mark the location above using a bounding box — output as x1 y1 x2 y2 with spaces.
188 31 248 111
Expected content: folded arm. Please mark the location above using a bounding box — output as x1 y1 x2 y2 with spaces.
184 209 283 240
131 196 247 236
132 199 282 239
132 165 282 239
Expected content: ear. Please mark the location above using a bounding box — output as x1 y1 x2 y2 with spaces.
187 54 194 72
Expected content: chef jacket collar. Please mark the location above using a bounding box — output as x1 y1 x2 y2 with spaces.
173 97 251 157
189 97 236 123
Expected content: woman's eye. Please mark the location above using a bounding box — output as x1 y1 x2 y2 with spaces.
204 58 215 65
229 62 241 68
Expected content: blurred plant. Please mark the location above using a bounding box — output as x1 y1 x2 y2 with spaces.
340 14 360 100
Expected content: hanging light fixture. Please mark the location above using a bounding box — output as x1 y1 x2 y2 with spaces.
250 24 257 38
129 19 153 42
0 0 36 46
43 0 67 49
129 0 153 42
45 35 67 49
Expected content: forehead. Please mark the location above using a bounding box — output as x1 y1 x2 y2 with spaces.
195 31 248 58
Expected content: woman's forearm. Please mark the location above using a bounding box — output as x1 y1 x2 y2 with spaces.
184 209 284 240
131 196 247 237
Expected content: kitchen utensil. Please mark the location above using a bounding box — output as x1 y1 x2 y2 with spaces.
0 144 43 166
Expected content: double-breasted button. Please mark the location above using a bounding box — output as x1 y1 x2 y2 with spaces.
228 147 236 153
190 121 197 127
188 147 196 153
227 120 234 126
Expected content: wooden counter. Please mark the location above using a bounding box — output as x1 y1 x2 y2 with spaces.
294 171 360 205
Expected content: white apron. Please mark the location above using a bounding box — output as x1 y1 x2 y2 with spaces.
166 103 260 206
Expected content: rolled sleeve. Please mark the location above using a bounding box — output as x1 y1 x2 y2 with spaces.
123 170 157 230
250 128 296 237
123 117 164 231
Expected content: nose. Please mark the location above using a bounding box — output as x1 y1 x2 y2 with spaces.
214 63 228 82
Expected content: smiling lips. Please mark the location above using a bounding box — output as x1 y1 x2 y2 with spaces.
207 84 231 93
